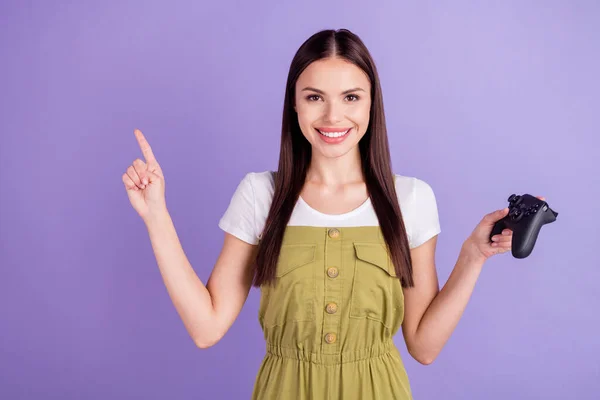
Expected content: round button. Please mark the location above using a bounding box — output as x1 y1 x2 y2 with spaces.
325 333 337 344
327 267 339 278
325 302 338 314
328 228 340 238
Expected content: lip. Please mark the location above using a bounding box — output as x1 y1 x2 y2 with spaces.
316 127 353 132
315 127 352 144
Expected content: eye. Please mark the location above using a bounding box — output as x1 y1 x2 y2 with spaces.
346 94 359 102
306 94 321 101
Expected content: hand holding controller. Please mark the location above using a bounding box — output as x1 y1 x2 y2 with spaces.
490 194 558 258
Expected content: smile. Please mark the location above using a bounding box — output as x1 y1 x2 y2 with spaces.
316 128 351 138
315 127 353 144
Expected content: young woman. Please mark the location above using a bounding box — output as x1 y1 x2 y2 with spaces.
122 29 545 399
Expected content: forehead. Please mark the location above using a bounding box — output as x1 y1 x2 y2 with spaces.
296 57 370 92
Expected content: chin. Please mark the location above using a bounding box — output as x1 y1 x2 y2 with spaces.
315 143 357 158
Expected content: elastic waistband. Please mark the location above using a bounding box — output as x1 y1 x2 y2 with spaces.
265 341 396 366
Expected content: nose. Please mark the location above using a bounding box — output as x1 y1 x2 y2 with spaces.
324 101 343 123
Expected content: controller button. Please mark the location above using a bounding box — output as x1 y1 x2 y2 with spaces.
515 214 524 222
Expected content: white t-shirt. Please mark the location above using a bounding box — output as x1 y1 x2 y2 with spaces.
218 171 441 249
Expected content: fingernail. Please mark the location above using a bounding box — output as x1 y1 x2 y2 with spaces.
143 178 148 185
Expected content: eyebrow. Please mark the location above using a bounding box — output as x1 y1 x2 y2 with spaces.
301 87 366 95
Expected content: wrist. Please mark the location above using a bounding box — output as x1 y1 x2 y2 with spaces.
461 239 487 267
144 208 171 228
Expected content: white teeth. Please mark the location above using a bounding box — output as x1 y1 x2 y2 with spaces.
317 129 350 138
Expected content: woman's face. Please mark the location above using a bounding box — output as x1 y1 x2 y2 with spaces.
294 57 372 159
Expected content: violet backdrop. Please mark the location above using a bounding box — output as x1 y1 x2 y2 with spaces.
1 1 598 399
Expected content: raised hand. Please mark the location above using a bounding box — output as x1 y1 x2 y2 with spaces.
121 129 167 222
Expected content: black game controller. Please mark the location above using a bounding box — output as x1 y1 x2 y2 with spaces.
490 194 558 259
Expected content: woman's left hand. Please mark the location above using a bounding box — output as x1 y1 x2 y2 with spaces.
463 196 546 262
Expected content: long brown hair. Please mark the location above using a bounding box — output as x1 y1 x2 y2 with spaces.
252 28 414 288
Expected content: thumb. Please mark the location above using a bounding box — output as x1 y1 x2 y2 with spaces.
487 207 509 223
145 169 161 183
146 161 163 179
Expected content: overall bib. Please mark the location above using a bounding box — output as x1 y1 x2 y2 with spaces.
251 225 412 400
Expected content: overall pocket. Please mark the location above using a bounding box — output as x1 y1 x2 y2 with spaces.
260 243 317 327
349 242 401 329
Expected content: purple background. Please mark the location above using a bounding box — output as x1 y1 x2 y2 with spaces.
1 1 598 399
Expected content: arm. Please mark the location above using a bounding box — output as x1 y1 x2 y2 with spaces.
401 236 485 365
145 210 257 349
400 184 537 365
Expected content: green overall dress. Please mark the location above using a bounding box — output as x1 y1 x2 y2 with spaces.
252 225 412 399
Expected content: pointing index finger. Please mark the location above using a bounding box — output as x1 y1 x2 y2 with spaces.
134 129 157 164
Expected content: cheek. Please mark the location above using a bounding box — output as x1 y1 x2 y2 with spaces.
295 108 315 139
296 105 320 125
348 104 371 126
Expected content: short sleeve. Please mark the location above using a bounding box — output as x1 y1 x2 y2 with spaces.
218 172 258 245
409 178 441 249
